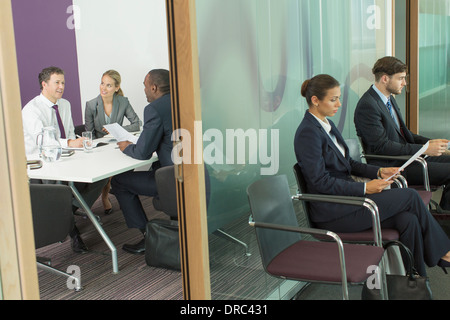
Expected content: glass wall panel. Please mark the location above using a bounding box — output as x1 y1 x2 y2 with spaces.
196 0 392 300
418 0 450 138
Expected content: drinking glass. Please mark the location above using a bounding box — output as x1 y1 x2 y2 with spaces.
82 131 94 153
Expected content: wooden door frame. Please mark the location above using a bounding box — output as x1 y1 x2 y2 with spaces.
0 0 40 300
405 0 419 133
166 0 211 300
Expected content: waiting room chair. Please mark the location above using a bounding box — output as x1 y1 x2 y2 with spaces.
30 184 82 291
355 137 450 237
293 162 399 245
247 175 388 300
355 137 435 210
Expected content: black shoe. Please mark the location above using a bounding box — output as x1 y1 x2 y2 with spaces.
122 239 145 254
71 234 88 254
437 259 450 274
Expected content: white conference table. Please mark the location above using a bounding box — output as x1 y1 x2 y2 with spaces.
27 138 158 274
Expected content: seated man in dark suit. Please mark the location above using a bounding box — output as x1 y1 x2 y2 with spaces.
111 69 173 254
354 56 450 210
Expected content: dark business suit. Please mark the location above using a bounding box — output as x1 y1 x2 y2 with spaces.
295 111 450 275
354 86 450 209
85 95 141 139
111 93 173 230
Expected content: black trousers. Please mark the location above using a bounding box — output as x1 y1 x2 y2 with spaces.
111 170 158 231
315 188 450 276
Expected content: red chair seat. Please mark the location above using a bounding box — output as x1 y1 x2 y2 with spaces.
267 240 384 284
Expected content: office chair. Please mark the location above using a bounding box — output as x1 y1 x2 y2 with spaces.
293 162 399 245
247 175 388 300
355 137 435 210
30 184 82 291
154 165 179 220
293 161 408 275
74 124 85 137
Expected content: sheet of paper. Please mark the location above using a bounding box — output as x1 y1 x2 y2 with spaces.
103 123 138 144
385 141 429 181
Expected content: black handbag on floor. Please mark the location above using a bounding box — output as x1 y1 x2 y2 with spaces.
362 240 432 300
145 219 181 271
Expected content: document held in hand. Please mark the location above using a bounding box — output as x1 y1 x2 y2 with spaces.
385 141 429 181
103 123 138 144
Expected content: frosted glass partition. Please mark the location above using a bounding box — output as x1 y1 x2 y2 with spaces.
418 0 450 139
195 0 392 299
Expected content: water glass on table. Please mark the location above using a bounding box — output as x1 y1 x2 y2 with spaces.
82 131 94 153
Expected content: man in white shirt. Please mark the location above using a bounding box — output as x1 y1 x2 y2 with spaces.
22 66 107 253
22 67 84 153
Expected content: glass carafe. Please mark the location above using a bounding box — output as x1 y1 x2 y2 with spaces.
36 126 62 162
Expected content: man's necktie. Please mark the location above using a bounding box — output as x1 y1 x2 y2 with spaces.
52 105 66 139
386 99 400 129
386 99 405 137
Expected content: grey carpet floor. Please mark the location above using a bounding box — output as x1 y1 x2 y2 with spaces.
36 194 449 300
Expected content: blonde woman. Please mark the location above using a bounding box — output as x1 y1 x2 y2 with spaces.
85 70 141 214
85 69 140 138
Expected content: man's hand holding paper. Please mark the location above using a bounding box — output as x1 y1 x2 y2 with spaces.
425 139 449 157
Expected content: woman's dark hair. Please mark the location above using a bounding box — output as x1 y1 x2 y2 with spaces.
372 56 408 82
301 74 340 106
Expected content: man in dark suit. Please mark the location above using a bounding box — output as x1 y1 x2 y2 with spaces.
111 69 173 254
354 56 450 210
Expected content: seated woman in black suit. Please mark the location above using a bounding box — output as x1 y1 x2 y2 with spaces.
85 70 141 214
294 74 450 276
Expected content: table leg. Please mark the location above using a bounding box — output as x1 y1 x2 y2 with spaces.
69 182 119 274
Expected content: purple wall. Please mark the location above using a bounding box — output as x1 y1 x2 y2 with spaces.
11 0 82 125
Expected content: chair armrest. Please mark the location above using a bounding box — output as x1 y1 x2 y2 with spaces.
248 216 350 295
292 193 366 206
248 216 341 243
363 154 411 161
364 154 430 191
292 193 382 247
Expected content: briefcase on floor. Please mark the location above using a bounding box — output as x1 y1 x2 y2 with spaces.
145 219 181 271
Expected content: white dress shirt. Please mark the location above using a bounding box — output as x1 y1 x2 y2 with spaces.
310 112 346 157
22 93 76 155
